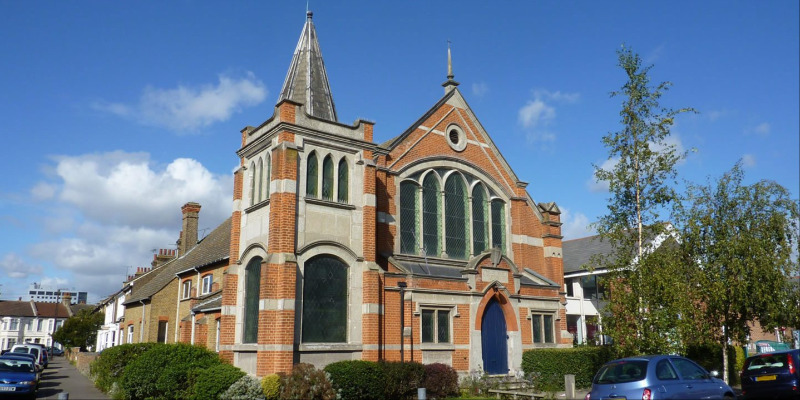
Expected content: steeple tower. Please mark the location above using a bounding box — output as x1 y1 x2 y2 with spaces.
278 11 338 122
442 40 460 93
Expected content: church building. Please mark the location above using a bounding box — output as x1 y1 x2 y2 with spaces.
219 11 568 377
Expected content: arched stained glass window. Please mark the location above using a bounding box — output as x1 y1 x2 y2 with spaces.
302 256 348 343
243 257 262 343
322 155 334 201
249 162 256 206
264 153 271 200
337 158 348 203
445 174 469 259
472 184 488 254
400 181 419 254
422 174 440 257
491 199 506 253
256 159 264 203
306 152 318 198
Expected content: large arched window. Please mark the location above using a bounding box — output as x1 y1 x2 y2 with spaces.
322 155 334 201
444 174 469 259
306 152 318 198
400 181 419 254
264 153 271 201
243 257 262 343
491 199 506 253
256 158 264 203
302 256 348 342
472 184 488 254
337 158 348 203
249 161 256 206
422 174 440 257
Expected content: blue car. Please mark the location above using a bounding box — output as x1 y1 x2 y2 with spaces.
740 349 800 400
0 357 38 399
586 355 735 400
0 353 41 383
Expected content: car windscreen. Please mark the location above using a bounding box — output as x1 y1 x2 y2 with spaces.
594 360 649 384
0 359 34 373
745 353 790 372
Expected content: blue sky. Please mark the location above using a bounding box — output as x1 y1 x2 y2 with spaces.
1 1 797 303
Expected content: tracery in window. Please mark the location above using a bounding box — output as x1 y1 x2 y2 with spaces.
445 174 469 260
243 257 262 343
422 174 441 257
322 155 334 201
491 199 506 252
249 162 256 206
264 153 271 200
256 158 264 203
472 183 488 254
306 152 318 198
302 256 347 343
337 158 348 203
400 181 419 254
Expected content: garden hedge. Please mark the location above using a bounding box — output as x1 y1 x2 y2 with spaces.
89 342 159 394
521 347 614 390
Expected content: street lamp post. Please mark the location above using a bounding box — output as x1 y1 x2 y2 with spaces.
398 281 407 364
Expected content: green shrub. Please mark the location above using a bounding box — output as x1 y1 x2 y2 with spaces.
280 363 335 400
422 363 459 399
261 374 281 400
220 375 264 400
189 363 246 400
324 360 385 400
521 347 614 390
119 343 225 400
90 343 159 395
685 343 741 385
380 361 425 400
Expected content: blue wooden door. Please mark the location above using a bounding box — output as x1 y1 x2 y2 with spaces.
481 299 508 374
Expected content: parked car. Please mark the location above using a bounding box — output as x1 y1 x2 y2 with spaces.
19 343 47 368
9 345 45 370
740 349 800 400
586 355 736 400
0 357 38 399
47 346 64 357
0 353 41 383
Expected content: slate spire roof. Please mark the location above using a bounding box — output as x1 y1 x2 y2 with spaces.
278 10 338 122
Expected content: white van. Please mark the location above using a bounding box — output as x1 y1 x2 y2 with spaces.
9 344 45 370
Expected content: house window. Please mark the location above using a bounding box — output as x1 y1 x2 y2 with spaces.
306 152 318 198
566 278 575 297
127 325 134 344
422 174 440 257
532 313 555 344
157 321 168 343
10 319 18 330
337 158 348 203
472 184 488 254
36 319 42 331
421 308 451 344
249 161 257 206
322 155 334 201
400 181 420 254
491 199 506 253
302 256 348 343
201 274 213 295
243 257 262 344
182 280 192 299
444 174 469 260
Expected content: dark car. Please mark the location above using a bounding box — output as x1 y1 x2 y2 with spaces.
0 353 41 383
47 346 64 357
741 349 800 400
0 357 38 399
586 355 736 400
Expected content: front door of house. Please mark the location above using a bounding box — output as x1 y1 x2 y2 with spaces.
481 299 508 374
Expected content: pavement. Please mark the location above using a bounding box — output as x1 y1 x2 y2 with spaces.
36 356 108 399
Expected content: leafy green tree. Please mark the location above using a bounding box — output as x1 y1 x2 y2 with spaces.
677 162 799 383
592 46 695 356
52 308 103 351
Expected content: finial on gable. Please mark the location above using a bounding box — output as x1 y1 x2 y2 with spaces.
442 40 460 93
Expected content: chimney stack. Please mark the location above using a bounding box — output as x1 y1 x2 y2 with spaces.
151 249 177 268
178 202 201 256
61 292 71 307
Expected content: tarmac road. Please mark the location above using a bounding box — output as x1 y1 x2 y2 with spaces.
35 356 108 399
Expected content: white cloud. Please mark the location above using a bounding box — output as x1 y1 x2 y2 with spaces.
471 82 488 97
0 253 43 279
31 182 56 200
25 151 232 298
518 89 579 146
560 207 594 240
94 72 267 132
741 154 756 168
752 122 770 136
587 158 618 193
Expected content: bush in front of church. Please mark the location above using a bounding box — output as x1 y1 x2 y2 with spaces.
422 363 460 399
324 360 385 400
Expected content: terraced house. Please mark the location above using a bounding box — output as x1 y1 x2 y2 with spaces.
219 11 568 377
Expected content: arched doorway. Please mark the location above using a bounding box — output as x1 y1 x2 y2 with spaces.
481 298 508 374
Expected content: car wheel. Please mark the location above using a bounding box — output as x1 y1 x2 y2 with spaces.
723 394 735 399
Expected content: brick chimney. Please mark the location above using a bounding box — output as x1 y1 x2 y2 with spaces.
177 202 201 256
151 249 177 268
61 292 72 307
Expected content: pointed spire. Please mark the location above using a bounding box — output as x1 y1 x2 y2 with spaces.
442 40 460 93
278 10 338 122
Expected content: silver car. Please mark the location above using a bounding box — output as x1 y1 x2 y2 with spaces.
586 355 736 400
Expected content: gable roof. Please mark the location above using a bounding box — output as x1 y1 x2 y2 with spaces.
0 301 35 317
0 301 72 318
124 217 231 305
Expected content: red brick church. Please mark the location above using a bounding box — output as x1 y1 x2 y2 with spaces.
219 11 568 377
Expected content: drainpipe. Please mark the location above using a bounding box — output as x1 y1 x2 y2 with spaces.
139 300 146 342
190 312 196 345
